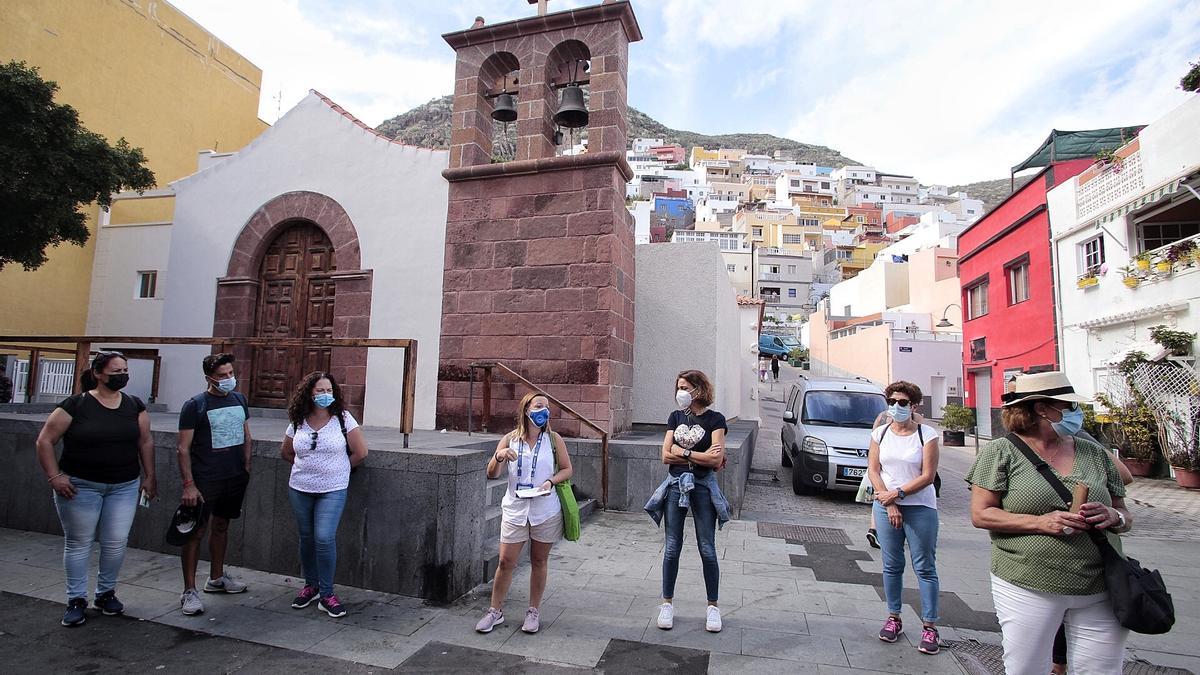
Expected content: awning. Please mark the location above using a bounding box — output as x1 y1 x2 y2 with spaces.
1011 126 1145 174
1088 176 1187 227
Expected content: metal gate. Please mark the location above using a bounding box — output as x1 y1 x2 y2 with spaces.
13 358 75 402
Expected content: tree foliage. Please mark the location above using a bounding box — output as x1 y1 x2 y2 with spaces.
0 61 156 271
1181 60 1200 92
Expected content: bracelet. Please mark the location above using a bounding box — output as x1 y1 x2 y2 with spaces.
182 480 193 488
47 471 64 483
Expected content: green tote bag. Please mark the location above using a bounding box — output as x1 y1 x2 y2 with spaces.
553 441 581 541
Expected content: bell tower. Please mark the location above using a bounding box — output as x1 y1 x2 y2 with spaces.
436 1 642 436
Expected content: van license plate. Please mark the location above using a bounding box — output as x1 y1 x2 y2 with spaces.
841 467 866 478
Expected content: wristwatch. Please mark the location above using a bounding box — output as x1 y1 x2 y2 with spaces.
683 449 693 459
896 488 907 500
1115 510 1127 530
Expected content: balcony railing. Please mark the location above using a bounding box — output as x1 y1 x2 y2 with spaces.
1076 141 1144 221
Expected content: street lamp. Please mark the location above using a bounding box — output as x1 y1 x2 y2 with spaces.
936 303 962 328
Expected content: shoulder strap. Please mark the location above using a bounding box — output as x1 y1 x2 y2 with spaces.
337 410 347 437
918 424 924 445
191 392 208 417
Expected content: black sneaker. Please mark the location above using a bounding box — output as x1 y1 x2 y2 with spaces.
62 597 88 627
866 528 880 549
319 594 347 618
918 626 941 654
93 590 124 616
878 615 902 642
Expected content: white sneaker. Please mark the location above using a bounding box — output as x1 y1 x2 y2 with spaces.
180 588 204 616
656 602 674 630
706 605 722 633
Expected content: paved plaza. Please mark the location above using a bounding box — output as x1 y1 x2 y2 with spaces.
2 365 1198 673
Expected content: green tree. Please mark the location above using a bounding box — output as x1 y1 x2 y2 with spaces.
1181 60 1200 92
0 61 155 271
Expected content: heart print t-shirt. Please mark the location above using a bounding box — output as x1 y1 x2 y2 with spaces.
667 408 728 477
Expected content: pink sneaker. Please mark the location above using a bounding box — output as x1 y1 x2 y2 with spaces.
291 585 319 609
475 607 505 633
521 607 540 633
878 615 902 642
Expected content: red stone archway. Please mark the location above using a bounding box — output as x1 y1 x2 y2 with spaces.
214 191 372 417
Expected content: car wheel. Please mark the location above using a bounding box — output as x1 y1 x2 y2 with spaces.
791 455 814 495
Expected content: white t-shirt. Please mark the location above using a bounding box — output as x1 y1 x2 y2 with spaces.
872 423 938 510
286 411 359 493
500 431 561 526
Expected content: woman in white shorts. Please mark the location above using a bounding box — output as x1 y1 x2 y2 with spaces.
475 392 573 635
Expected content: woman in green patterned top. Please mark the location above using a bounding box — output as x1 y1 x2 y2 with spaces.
966 371 1132 675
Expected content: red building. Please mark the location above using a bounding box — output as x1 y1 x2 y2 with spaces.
650 144 686 164
885 212 920 234
956 159 1093 437
957 127 1141 437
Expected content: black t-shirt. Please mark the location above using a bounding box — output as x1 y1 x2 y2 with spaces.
667 408 728 477
57 392 145 484
179 391 250 481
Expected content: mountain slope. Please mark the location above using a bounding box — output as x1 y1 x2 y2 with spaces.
948 175 1036 211
375 95 860 167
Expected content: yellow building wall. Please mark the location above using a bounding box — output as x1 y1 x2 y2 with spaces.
0 0 267 335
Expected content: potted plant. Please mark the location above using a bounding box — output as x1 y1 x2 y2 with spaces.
1076 270 1099 289
1164 408 1200 489
1150 325 1197 356
1094 147 1117 169
1119 265 1140 288
1167 239 1197 268
1095 392 1158 476
1153 256 1173 274
1134 252 1152 272
939 403 975 446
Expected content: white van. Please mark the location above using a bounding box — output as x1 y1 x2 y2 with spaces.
781 376 887 495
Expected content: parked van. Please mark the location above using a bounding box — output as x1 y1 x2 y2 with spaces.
781 376 887 495
758 334 800 358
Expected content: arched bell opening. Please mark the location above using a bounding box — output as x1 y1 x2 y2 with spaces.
545 40 591 156
479 51 521 163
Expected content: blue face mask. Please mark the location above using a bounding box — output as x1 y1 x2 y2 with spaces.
888 403 912 422
214 376 237 393
528 408 550 428
313 393 335 408
1051 406 1084 438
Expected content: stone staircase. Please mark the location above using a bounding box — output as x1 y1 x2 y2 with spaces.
481 477 598 581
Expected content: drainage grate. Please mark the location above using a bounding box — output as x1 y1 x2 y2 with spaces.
946 640 1192 675
756 522 851 544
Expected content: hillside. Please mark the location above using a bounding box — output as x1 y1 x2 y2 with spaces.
949 175 1035 211
375 95 860 167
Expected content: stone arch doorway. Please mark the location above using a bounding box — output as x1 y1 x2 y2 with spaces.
251 222 336 407
215 191 373 417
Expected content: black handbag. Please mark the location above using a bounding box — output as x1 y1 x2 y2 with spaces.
1008 433 1175 634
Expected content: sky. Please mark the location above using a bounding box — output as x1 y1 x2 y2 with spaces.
171 0 1200 185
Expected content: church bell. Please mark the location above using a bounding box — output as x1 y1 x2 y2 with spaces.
553 85 588 129
491 93 517 123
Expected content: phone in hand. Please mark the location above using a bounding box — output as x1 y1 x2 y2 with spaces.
138 490 151 509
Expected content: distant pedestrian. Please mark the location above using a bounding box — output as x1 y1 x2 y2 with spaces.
645 370 730 633
35 352 157 627
867 381 941 654
175 353 253 616
476 392 573 634
967 371 1132 674
770 355 780 383
281 372 368 618
758 356 769 383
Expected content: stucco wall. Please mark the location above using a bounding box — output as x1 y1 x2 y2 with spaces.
634 243 746 424
85 222 172 337
156 94 449 428
823 324 891 386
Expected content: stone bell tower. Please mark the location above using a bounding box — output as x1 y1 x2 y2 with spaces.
436 1 642 435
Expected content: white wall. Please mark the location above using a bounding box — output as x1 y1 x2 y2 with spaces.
888 335 964 418
86 222 172 336
633 243 746 425
828 259 909 316
157 93 449 428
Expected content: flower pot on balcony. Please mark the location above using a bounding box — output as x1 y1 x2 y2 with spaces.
1154 262 1173 274
1135 259 1151 271
1174 467 1200 489
1122 276 1140 289
1077 276 1098 289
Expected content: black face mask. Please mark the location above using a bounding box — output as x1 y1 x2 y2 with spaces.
104 373 130 391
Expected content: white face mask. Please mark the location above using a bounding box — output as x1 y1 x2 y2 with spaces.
676 389 693 408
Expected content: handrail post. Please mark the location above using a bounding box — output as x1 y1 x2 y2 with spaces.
26 348 41 403
73 342 91 396
467 365 474 436
600 433 609 509
482 366 492 433
401 342 418 448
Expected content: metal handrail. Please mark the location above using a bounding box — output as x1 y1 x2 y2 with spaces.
467 361 610 509
0 335 418 447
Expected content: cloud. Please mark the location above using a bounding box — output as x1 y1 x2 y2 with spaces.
171 0 454 125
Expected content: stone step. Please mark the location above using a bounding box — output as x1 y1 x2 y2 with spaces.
481 498 597 582
486 478 507 508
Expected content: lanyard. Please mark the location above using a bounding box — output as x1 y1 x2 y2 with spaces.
516 431 544 485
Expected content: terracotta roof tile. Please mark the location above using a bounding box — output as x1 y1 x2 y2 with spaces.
309 89 437 151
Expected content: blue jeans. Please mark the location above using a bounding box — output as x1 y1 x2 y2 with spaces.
662 481 720 602
287 487 347 597
53 477 140 600
873 502 940 623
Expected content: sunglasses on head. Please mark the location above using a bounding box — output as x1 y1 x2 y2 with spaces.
886 398 911 407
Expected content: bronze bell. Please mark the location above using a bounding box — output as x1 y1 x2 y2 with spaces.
491 93 517 123
554 85 588 128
